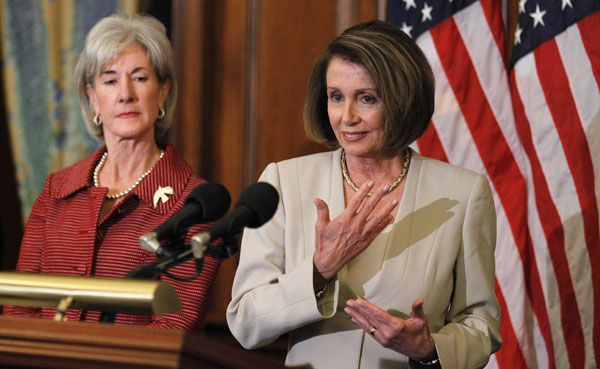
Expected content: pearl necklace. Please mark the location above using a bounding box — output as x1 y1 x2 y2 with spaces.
93 150 164 199
341 149 411 196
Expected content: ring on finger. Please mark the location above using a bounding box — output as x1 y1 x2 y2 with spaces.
369 327 377 336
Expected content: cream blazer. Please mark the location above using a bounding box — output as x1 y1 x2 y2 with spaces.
227 149 502 369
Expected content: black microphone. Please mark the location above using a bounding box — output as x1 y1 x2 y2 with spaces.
139 183 231 255
191 182 279 258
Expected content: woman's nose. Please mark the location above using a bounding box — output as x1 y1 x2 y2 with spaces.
342 102 359 125
118 80 136 102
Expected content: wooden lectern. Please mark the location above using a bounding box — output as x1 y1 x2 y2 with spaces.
0 272 289 368
0 315 288 368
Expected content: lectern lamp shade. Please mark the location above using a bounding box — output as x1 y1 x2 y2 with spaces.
0 272 181 315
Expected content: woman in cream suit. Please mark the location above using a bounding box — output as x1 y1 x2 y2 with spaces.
227 21 501 368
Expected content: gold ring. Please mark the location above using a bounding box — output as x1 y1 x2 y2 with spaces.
369 327 377 336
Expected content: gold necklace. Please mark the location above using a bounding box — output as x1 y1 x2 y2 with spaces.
341 149 411 196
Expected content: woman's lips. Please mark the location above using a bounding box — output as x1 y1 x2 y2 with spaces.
342 132 366 141
117 112 140 118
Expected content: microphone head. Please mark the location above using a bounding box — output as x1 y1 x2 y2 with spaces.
185 183 231 222
236 182 279 228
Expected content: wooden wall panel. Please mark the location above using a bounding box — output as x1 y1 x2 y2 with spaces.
172 0 248 323
201 1 247 199
172 0 383 324
357 0 383 22
198 0 249 323
171 0 205 172
252 1 335 181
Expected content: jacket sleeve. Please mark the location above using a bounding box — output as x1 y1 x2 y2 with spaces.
432 174 502 369
2 176 53 317
226 162 337 349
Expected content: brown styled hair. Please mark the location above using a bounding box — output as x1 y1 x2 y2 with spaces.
303 20 435 153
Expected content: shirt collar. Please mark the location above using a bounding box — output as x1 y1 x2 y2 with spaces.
52 145 105 199
51 144 192 215
132 144 192 214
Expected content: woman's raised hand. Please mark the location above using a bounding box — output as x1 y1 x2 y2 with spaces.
312 181 398 281
345 298 437 362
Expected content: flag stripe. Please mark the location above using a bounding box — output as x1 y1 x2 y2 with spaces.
387 1 599 366
453 19 557 366
429 16 556 368
478 0 507 63
415 120 448 162
510 69 582 369
535 39 600 367
419 24 537 368
514 47 591 368
453 2 528 179
415 73 533 369
411 72 529 368
495 280 528 369
417 33 481 170
556 24 600 194
577 12 600 91
452 6 554 365
555 22 600 368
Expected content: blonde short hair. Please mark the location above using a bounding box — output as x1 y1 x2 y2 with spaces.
74 14 177 140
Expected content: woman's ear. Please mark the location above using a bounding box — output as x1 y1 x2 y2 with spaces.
159 79 171 107
86 84 98 112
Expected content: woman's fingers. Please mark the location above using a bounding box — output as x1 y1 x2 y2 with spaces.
357 183 390 216
344 303 370 331
363 197 398 233
313 183 399 278
359 185 398 240
346 299 386 326
345 181 374 215
346 299 398 344
346 183 397 229
346 298 434 359
411 298 426 322
313 198 331 229
345 300 380 340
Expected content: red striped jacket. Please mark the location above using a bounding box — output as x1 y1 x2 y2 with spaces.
3 144 221 332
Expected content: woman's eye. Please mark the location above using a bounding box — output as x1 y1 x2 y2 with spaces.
329 93 343 102
103 79 117 85
134 76 148 82
361 95 376 104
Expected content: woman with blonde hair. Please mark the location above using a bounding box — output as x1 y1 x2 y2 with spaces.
4 14 220 331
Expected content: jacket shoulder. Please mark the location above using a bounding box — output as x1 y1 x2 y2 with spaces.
259 150 336 187
415 154 486 183
275 150 335 169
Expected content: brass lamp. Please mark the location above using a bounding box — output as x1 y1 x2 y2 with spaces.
0 272 181 321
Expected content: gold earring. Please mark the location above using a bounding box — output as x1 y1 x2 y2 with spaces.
93 114 102 126
157 108 166 119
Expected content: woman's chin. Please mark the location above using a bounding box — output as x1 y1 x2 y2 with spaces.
104 128 155 142
340 145 379 158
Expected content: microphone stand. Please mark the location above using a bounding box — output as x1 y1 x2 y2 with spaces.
125 248 196 279
99 246 192 323
99 233 241 323
125 233 240 280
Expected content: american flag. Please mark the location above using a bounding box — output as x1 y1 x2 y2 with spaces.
387 0 600 368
